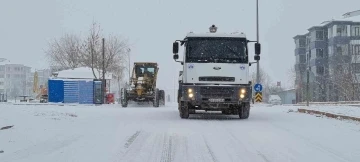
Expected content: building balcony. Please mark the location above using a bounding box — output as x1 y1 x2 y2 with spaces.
309 41 328 50
329 55 351 64
295 48 306 56
328 36 351 46
295 63 306 72
310 58 328 67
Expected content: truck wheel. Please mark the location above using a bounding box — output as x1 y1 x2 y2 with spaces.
159 90 165 106
153 88 160 107
239 102 250 119
120 88 128 108
179 101 189 119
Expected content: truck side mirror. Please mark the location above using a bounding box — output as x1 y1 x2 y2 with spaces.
255 43 261 55
173 42 179 54
254 55 260 61
173 54 179 60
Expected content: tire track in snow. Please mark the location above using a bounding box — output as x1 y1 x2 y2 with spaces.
119 131 151 162
124 131 141 149
202 136 219 162
269 123 351 162
160 134 173 162
202 118 271 162
226 129 272 162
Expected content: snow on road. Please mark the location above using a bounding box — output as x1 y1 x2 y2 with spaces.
1 103 360 162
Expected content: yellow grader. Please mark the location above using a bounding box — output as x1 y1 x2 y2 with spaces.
120 62 165 107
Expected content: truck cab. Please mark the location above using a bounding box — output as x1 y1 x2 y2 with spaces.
173 25 261 119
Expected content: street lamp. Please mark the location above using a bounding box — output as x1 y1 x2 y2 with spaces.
256 0 260 84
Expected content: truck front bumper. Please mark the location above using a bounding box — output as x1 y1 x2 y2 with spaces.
180 84 252 109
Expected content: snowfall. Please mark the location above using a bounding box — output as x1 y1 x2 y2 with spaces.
1 102 360 162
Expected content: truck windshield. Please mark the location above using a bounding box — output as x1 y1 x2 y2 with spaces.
185 37 247 63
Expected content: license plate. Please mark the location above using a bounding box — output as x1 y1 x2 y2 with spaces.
209 98 224 102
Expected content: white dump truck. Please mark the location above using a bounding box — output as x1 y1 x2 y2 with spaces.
173 25 261 119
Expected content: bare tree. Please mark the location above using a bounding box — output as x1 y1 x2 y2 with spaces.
331 65 356 101
286 66 296 89
251 68 273 101
45 20 130 83
45 34 83 69
81 21 130 79
81 21 103 78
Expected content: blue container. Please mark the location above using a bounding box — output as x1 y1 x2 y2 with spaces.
79 80 94 104
48 79 64 103
63 80 79 103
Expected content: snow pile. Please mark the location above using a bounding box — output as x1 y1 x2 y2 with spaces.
303 105 360 118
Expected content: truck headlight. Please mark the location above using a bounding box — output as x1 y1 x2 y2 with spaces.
188 93 194 98
240 88 246 94
187 88 194 98
240 94 245 99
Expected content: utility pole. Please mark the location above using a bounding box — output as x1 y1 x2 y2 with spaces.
306 44 310 106
102 38 106 104
256 0 260 84
128 48 131 86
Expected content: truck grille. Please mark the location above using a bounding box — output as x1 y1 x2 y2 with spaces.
199 77 235 82
200 86 235 98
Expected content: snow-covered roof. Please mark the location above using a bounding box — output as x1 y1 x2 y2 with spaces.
186 32 246 38
0 59 31 67
55 67 113 80
319 11 360 26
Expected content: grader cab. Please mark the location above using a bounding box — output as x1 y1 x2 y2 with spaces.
120 62 165 107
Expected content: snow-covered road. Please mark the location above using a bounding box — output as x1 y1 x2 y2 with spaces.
1 103 360 162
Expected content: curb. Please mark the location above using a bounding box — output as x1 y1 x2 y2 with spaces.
298 108 360 122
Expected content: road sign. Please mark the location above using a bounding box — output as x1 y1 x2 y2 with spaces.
254 84 262 92
255 92 262 102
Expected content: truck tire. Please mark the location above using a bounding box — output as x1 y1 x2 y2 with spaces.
120 88 128 108
153 88 160 107
179 101 189 119
239 102 250 119
159 90 165 106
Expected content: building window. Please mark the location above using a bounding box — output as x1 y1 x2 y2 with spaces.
352 45 360 55
316 31 324 40
0 82 3 85
0 74 4 78
299 39 306 47
316 66 325 75
300 55 306 63
352 63 360 73
337 26 347 36
354 27 360 36
336 46 343 55
7 74 10 78
316 49 324 58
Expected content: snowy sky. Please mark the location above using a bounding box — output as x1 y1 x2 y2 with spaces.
1 0 360 90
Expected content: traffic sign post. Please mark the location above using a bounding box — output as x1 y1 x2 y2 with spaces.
254 83 262 92
254 84 262 102
255 92 262 102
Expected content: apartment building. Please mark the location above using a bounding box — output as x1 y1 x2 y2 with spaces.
294 10 360 102
0 59 32 97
